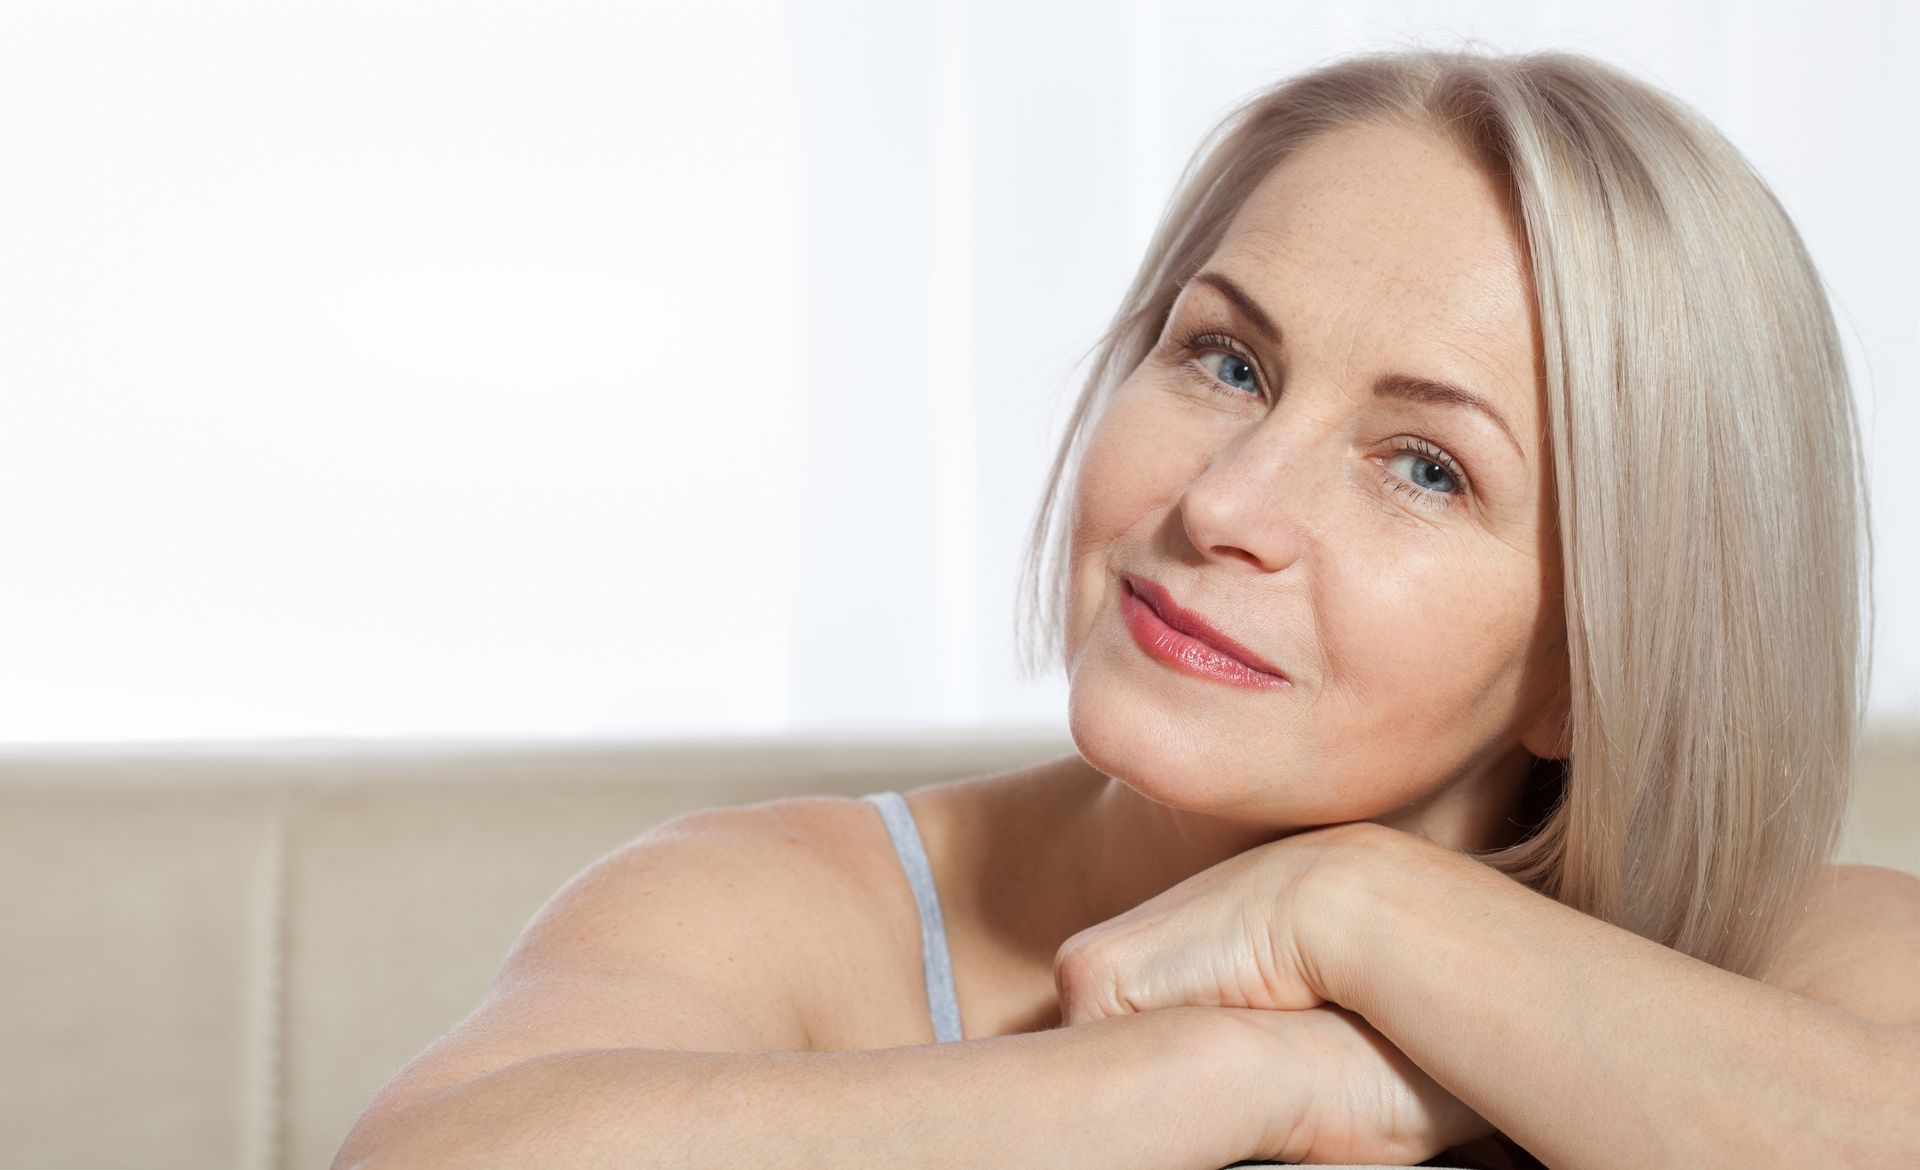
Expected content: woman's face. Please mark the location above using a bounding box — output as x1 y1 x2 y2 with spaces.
1064 120 1570 849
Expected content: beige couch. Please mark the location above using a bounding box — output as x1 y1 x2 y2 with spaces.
2 725 1914 1170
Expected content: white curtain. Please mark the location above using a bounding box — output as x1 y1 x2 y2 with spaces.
1 0 1913 743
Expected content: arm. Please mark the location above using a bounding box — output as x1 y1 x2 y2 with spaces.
1310 825 1920 1170
334 1006 1273 1170
336 803 1298 1170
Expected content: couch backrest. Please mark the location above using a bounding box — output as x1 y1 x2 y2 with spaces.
1 726 1912 1170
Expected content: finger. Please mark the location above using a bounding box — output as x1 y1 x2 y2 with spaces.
1054 945 1122 1026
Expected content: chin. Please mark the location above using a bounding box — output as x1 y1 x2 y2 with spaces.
1066 671 1269 816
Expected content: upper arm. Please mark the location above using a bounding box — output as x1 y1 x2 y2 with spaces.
344 799 852 1137
1760 863 1920 1026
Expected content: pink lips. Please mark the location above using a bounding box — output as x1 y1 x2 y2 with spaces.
1121 574 1290 690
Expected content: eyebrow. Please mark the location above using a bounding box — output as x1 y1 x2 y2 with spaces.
1186 269 1526 462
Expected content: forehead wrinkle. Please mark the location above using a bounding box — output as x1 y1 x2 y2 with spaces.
1231 152 1531 304
1226 219 1382 291
1203 158 1543 454
1197 241 1528 390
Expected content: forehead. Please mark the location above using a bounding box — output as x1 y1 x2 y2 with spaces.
1203 121 1541 397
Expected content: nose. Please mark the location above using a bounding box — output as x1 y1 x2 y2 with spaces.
1176 414 1319 574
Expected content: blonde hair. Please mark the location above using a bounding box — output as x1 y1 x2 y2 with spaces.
1014 46 1871 978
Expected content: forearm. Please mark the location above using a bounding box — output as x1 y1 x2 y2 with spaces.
336 1007 1264 1170
1316 828 1919 1170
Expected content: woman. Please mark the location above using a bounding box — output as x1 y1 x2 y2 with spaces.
335 47 1916 1170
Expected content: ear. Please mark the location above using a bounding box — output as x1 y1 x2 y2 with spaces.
1519 670 1573 761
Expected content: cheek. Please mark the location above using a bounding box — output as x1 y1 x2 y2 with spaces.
1318 535 1540 726
1063 396 1202 651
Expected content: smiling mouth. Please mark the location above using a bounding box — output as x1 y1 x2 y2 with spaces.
1120 575 1290 690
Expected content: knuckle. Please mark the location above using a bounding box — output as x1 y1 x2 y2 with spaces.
1055 939 1133 1019
1054 942 1104 992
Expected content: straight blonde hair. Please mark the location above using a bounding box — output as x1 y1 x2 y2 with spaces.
1014 47 1871 979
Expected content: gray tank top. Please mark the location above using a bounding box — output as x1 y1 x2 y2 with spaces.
860 790 964 1044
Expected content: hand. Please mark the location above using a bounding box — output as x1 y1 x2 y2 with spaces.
1053 820 1391 1024
1217 1004 1495 1166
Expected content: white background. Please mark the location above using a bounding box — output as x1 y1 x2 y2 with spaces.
1 0 1913 744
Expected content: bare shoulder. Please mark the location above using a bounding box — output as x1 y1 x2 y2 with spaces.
1785 863 1920 946
502 792 892 1027
1810 862 1920 912
1761 862 1920 1025
349 794 893 1132
577 791 946 1036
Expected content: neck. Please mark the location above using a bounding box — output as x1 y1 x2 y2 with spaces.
1049 746 1543 937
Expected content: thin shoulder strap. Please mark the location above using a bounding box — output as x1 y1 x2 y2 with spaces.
860 790 963 1043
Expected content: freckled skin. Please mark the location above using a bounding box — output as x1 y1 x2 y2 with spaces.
1063 120 1571 861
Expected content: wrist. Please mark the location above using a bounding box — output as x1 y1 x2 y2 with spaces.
1178 1005 1317 1166
1295 821 1418 1014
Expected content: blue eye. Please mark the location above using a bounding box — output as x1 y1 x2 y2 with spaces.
1386 450 1460 495
1197 349 1261 396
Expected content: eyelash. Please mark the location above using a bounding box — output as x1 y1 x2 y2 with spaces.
1164 325 1473 510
